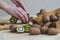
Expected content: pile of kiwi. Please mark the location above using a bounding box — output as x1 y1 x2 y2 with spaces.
9 9 60 35
29 9 60 35
9 22 58 35
9 23 32 33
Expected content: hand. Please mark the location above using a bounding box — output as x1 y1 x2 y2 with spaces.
8 7 29 23
11 0 26 12
0 0 29 23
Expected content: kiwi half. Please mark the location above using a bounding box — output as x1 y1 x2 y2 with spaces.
10 16 18 24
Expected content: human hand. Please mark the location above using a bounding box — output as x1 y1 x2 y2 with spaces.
11 0 26 12
0 0 29 23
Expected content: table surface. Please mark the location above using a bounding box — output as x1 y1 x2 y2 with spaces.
0 30 60 40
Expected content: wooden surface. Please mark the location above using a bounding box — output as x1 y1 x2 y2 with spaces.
56 21 60 33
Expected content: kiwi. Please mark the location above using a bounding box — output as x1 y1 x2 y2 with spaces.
40 22 51 34
9 24 17 32
33 24 41 28
37 9 47 17
40 9 47 15
56 13 60 20
50 15 58 22
30 27 41 35
48 22 56 28
47 28 58 35
42 15 50 25
40 26 48 34
16 25 25 33
10 16 18 24
23 24 31 32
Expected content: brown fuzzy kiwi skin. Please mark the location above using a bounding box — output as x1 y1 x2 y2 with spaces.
9 24 17 32
37 9 47 17
32 24 41 28
40 26 48 34
56 13 60 20
40 22 51 34
42 15 50 25
47 28 58 35
40 9 47 15
30 27 41 35
48 22 56 28
50 15 58 22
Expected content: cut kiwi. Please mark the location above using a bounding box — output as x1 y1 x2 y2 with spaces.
10 16 18 24
23 24 31 32
16 26 24 33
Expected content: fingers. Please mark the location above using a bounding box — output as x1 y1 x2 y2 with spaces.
10 7 28 23
11 7 26 23
0 0 28 23
17 7 29 22
11 0 26 12
5 6 26 23
11 0 20 6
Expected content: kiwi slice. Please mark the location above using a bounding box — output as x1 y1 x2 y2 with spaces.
16 26 24 33
10 16 18 24
23 24 31 32
50 15 58 22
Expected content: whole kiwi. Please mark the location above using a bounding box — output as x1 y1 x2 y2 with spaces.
40 9 47 15
50 15 58 22
42 14 50 25
56 13 60 20
33 24 41 28
48 22 56 28
40 26 48 34
40 22 51 34
9 24 17 32
47 28 58 35
30 27 41 35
